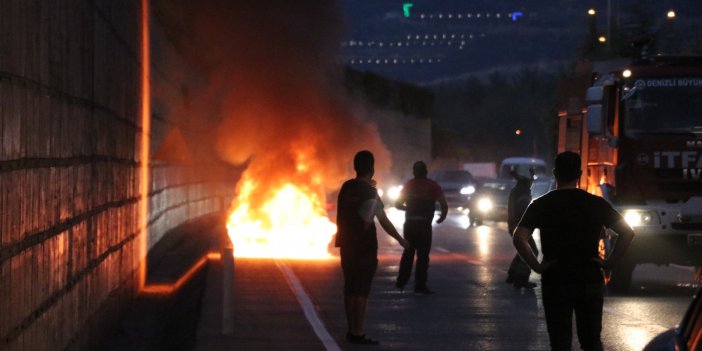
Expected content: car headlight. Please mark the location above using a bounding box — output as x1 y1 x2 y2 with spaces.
477 197 494 213
460 185 476 195
623 209 658 227
387 185 403 201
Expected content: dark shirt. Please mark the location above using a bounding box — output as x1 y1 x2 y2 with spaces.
518 188 623 285
507 184 531 234
335 179 382 251
399 178 444 221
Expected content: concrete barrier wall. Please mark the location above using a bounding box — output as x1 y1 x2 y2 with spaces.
0 2 235 350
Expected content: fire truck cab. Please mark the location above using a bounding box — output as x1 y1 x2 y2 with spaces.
558 55 702 292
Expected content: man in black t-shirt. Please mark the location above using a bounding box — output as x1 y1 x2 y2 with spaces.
336 150 409 345
513 151 635 351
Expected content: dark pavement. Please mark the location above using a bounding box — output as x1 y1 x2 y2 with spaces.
100 211 698 351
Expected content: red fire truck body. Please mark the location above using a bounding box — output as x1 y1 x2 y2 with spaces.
558 56 702 291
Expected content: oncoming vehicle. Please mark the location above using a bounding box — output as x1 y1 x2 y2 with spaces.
468 177 554 226
467 157 550 226
498 157 549 179
434 170 477 209
468 181 510 226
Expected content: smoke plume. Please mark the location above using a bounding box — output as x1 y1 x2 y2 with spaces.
154 0 391 210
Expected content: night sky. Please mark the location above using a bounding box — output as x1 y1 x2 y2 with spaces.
340 0 702 84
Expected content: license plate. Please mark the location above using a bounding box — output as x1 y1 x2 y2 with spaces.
688 233 702 246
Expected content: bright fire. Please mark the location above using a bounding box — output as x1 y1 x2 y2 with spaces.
226 175 337 259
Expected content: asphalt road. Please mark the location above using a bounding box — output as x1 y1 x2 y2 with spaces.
194 209 700 351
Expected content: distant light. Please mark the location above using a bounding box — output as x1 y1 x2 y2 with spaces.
402 3 413 18
588 8 596 16
511 12 523 21
622 69 632 78
598 36 607 43
515 129 522 135
667 10 676 19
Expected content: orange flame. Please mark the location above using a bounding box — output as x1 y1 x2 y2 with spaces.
226 173 337 259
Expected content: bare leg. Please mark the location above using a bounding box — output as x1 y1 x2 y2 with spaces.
344 293 354 333
351 296 368 336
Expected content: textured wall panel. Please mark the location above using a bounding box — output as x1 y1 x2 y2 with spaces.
0 1 235 350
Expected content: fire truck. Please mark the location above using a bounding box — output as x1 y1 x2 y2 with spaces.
557 54 702 292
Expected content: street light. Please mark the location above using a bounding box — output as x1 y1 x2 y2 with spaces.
598 36 607 43
588 8 596 16
667 10 676 19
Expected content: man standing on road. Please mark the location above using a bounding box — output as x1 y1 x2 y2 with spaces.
506 169 538 288
336 150 409 345
513 151 635 351
394 161 449 294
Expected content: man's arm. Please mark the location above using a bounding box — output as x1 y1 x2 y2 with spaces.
394 190 407 211
513 226 554 274
513 227 542 272
376 209 409 249
603 219 635 269
436 193 448 224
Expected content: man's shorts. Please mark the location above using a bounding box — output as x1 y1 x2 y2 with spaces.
340 247 378 297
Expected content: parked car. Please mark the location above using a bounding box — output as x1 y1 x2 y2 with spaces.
644 287 702 351
434 170 477 209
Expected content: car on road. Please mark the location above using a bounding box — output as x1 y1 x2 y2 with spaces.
434 170 477 209
468 178 554 226
468 181 510 226
644 287 702 351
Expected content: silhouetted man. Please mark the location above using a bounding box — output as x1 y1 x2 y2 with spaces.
506 169 538 288
394 161 448 294
513 151 635 351
336 150 409 345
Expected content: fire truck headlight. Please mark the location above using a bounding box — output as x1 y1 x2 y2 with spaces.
460 185 476 195
623 210 657 227
477 197 494 213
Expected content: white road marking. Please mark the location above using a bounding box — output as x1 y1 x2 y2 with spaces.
275 259 341 351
